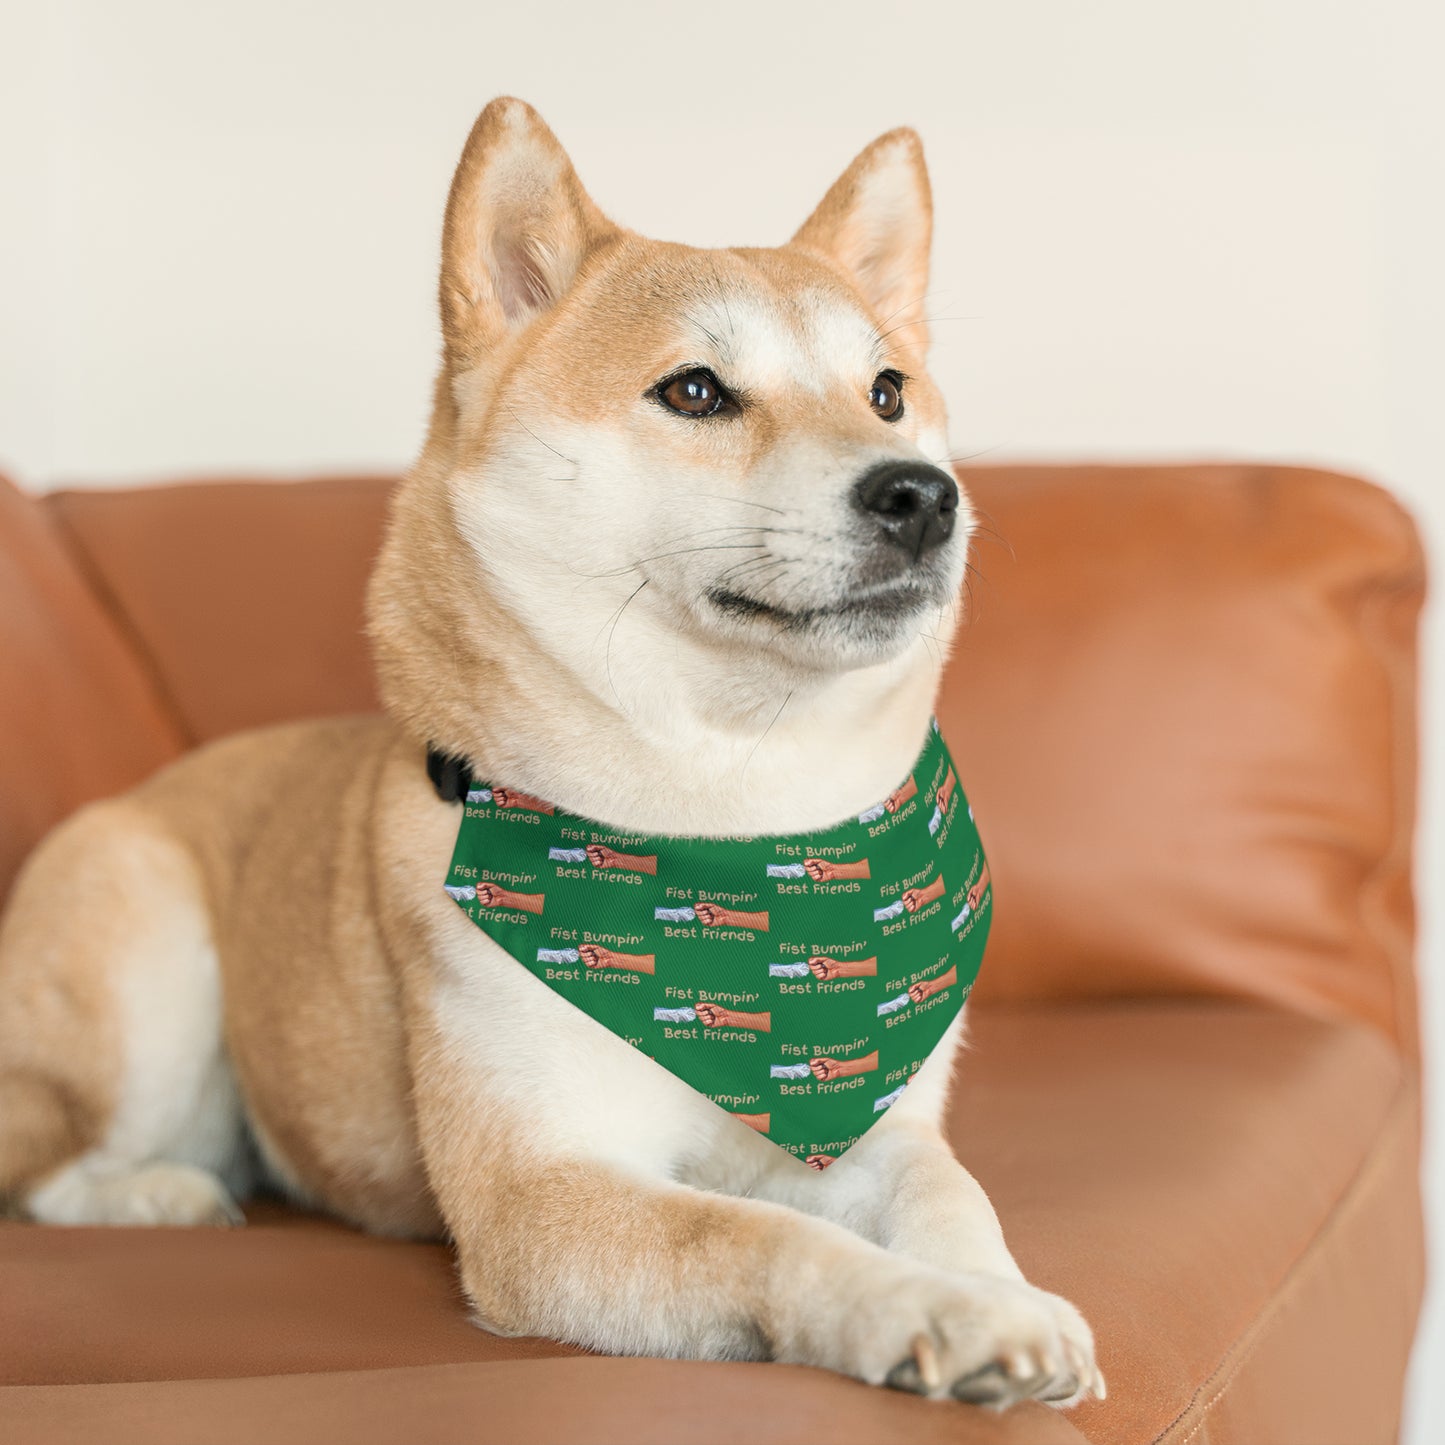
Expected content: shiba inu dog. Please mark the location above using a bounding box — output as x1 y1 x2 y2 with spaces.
0 98 1102 1408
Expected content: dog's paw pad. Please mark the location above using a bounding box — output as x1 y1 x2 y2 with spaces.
1038 1372 1081 1403
885 1332 941 1394
885 1359 927 1394
951 1362 1013 1405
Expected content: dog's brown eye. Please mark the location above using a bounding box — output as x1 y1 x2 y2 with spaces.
869 371 904 421
659 369 724 417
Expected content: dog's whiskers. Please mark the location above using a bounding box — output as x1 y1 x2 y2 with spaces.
708 559 793 606
772 557 834 617
741 688 794 781
877 313 981 349
693 493 796 518
960 503 1016 563
501 403 580 473
715 551 794 586
575 522 816 583
930 445 1010 482
958 559 987 620
598 578 650 709
579 540 772 581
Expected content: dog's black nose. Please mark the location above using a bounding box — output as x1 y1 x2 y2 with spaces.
853 460 959 559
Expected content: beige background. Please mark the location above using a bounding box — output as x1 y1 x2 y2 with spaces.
1 1 1440 1434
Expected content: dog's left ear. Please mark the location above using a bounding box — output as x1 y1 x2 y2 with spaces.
791 129 933 354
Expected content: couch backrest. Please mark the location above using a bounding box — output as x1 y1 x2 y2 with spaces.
47 477 391 743
0 474 185 898
8 463 1423 1058
942 464 1422 1060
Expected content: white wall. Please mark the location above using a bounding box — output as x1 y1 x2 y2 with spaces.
1 0 1440 1433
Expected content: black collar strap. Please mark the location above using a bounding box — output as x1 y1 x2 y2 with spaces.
426 745 474 804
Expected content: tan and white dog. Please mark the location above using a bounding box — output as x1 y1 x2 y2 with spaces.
0 99 1101 1408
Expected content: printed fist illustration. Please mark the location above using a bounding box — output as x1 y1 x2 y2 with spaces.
903 876 946 913
585 844 658 874
808 955 878 981
809 1049 878 1080
936 768 957 814
908 965 958 1005
805 1154 835 1171
884 775 918 813
804 857 871 882
474 883 546 915
693 902 770 931
491 787 554 814
696 1002 772 1032
580 944 655 975
965 863 992 913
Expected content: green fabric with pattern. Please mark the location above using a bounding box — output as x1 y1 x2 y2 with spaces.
443 719 990 1167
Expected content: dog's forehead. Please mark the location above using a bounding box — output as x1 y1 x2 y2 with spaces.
585 244 885 394
683 282 884 394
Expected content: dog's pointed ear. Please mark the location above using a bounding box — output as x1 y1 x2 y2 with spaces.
440 98 617 367
791 128 933 353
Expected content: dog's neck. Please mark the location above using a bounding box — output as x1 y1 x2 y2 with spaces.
467 616 942 836
370 460 952 837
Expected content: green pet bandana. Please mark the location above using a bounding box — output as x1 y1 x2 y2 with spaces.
443 719 991 1167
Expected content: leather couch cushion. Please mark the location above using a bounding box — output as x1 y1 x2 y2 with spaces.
0 474 182 903
0 1002 1420 1444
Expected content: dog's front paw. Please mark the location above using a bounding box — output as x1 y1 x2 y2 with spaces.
819 1266 1104 1408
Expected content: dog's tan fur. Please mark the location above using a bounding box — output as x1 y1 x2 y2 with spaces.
0 99 1101 1406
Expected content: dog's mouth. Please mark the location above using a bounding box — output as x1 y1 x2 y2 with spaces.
705 579 936 629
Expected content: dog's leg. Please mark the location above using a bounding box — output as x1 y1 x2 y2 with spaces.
0 800 248 1225
432 1147 1098 1402
414 1033 1096 1405
796 1123 1102 1406
765 1116 1026 1277
744 1016 1104 1404
753 1015 1020 1272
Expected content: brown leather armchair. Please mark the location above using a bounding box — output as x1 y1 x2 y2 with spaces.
0 462 1425 1445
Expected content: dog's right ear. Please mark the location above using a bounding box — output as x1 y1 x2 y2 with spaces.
790 128 933 355
439 98 617 368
